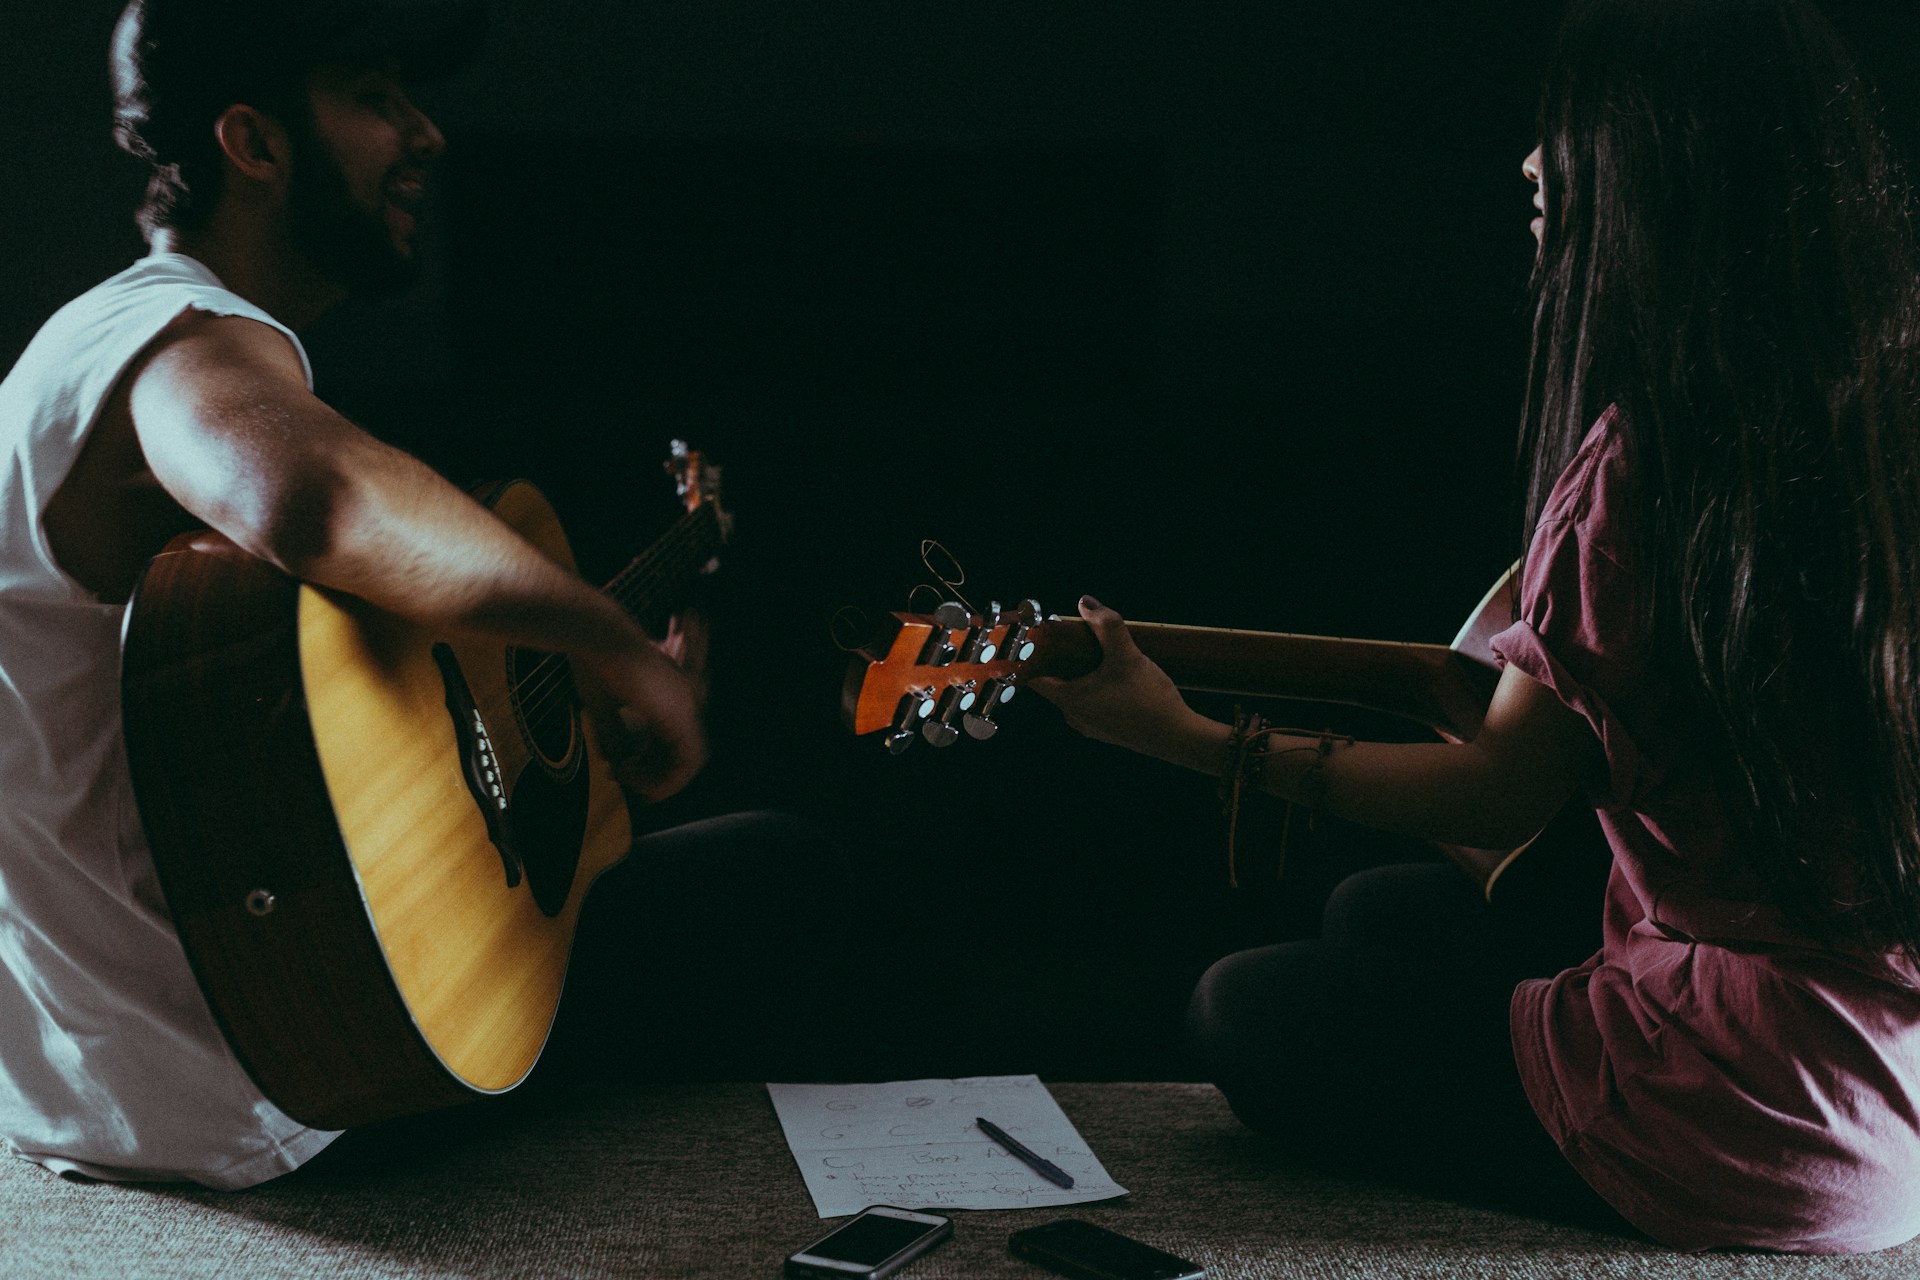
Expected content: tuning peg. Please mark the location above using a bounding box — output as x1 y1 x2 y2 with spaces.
921 680 976 747
1003 600 1043 662
919 631 958 667
917 604 969 667
963 676 1018 739
885 688 936 753
962 626 999 664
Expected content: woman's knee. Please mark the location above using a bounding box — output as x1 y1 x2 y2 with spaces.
1186 943 1321 1081
1322 861 1481 953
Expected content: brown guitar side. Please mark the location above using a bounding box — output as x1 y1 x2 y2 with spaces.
122 533 477 1128
122 482 635 1129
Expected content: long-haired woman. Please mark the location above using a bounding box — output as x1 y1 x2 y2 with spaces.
1033 0 1920 1253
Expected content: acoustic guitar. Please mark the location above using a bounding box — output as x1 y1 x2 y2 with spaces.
121 443 725 1130
841 568 1608 904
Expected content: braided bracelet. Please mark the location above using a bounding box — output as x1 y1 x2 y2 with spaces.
1220 715 1355 888
1218 706 1270 888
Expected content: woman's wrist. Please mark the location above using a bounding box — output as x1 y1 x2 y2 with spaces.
1148 707 1234 774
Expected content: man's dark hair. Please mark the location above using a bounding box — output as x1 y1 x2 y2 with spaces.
1521 0 1920 958
110 1 311 236
120 124 219 238
113 49 306 236
109 0 484 237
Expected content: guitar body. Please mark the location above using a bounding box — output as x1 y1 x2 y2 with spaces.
123 481 632 1130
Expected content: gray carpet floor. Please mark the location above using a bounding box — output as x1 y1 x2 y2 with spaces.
1 1083 1916 1279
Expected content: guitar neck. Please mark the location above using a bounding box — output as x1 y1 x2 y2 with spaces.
1030 619 1500 740
602 502 723 633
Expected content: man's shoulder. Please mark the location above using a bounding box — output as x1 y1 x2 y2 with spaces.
134 306 312 393
14 255 311 400
20 256 224 360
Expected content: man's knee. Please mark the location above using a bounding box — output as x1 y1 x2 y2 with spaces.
634 809 850 897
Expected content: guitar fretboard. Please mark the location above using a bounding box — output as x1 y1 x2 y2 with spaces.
508 502 724 722
606 501 724 635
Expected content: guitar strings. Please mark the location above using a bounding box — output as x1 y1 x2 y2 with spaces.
508 503 717 721
509 503 707 698
504 503 722 728
828 606 875 654
510 562 706 729
832 541 976 656
604 501 718 603
912 538 974 614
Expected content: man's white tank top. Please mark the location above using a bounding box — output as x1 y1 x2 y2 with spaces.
0 253 339 1187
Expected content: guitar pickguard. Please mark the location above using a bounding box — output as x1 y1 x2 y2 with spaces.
432 641 586 917
501 764 588 919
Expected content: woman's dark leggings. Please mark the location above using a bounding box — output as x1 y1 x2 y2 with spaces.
1186 860 1629 1229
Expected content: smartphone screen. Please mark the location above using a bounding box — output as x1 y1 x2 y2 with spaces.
787 1206 952 1278
807 1213 942 1265
1009 1218 1204 1280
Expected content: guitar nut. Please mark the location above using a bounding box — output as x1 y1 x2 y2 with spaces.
245 889 277 917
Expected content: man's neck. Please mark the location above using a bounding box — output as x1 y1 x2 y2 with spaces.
149 224 347 333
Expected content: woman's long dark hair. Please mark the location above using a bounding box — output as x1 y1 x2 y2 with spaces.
1522 0 1920 958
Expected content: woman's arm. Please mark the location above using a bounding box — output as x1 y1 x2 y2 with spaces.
1027 597 1604 851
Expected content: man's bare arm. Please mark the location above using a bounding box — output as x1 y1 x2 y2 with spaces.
126 309 704 799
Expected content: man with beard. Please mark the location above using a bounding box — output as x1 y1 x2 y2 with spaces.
0 0 839 1189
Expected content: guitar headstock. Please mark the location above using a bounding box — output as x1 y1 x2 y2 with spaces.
840 600 1102 752
665 439 734 544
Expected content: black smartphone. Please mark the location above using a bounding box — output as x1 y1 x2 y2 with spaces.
785 1205 953 1279
1008 1218 1205 1280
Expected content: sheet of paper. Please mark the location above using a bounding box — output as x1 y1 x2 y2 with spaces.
767 1074 1128 1218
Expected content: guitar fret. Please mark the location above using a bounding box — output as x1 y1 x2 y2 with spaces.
606 503 721 623
507 502 723 710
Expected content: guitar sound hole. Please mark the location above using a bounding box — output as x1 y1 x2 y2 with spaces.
505 647 582 775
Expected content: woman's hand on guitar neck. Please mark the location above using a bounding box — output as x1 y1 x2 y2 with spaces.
572 644 709 803
1027 597 1603 857
1027 596 1223 765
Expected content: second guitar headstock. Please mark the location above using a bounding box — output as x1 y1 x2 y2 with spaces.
840 600 1102 751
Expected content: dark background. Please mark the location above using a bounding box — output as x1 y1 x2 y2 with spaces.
5 3 1916 1082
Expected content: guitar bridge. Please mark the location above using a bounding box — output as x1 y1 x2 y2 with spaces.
433 643 524 889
